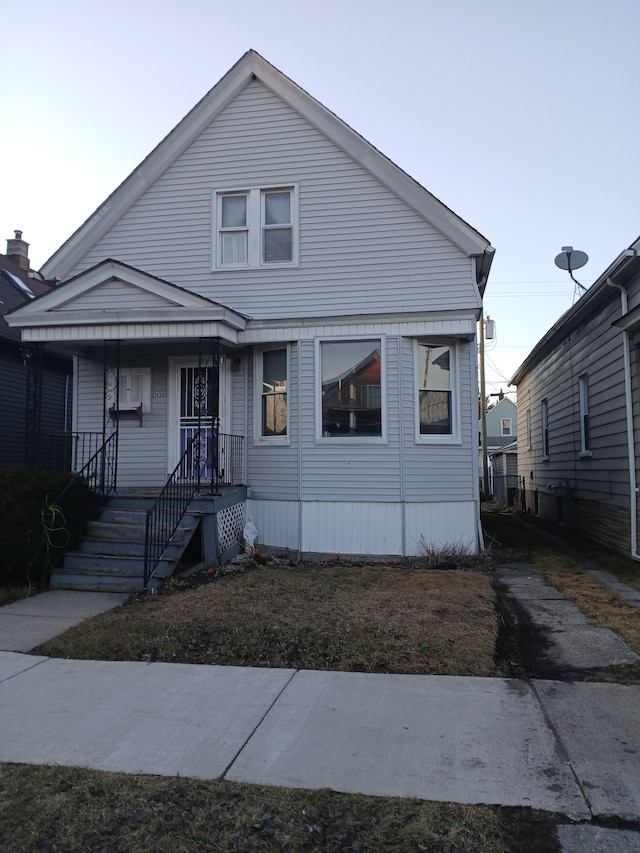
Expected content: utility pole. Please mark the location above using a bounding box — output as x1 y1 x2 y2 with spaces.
479 311 490 500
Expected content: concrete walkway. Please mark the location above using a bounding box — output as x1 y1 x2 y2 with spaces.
0 575 639 851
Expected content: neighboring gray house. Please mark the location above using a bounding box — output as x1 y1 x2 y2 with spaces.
484 396 517 451
8 51 494 574
0 232 72 470
510 235 640 557
478 396 517 499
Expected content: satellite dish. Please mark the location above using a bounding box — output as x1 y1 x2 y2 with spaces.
554 246 589 271
554 245 588 294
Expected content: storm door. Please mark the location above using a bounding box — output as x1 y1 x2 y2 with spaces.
170 358 229 480
178 365 216 479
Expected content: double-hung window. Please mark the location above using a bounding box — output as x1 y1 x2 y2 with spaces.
417 342 456 439
214 186 297 268
255 347 288 442
579 375 591 456
501 417 512 436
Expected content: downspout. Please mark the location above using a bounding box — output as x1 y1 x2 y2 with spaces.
476 268 489 551
607 277 640 561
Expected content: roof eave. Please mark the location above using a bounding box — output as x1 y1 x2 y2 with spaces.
510 237 640 386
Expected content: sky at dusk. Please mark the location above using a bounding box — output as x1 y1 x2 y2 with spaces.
2 0 639 397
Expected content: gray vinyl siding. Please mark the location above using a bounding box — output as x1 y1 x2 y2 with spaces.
516 291 631 508
76 348 169 488
71 81 475 319
0 346 27 469
0 345 72 470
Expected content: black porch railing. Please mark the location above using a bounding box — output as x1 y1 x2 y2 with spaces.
38 432 118 585
31 431 107 474
144 431 244 588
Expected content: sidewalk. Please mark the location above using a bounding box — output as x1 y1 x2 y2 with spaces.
1 578 639 851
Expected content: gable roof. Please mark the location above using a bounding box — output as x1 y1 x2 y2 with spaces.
5 259 248 344
0 253 54 345
41 51 494 285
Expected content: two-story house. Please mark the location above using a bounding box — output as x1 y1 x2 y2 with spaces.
7 51 494 586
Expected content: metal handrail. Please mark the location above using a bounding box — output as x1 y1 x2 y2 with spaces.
143 430 245 587
143 430 203 588
39 432 118 586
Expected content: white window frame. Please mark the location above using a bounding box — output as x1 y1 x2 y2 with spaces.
107 367 151 413
315 336 387 444
579 375 592 457
415 340 460 444
212 184 298 270
501 417 512 436
541 398 549 460
253 345 290 445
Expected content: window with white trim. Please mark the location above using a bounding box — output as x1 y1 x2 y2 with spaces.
417 342 456 438
320 339 383 438
255 347 288 441
214 186 297 268
579 375 591 455
501 417 512 436
541 398 549 459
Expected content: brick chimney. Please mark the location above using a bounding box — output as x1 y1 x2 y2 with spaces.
6 230 30 270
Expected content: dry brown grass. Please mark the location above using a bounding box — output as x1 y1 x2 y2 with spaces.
0 764 560 853
0 582 32 607
37 564 498 676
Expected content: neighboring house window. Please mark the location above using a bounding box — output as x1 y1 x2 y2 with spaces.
541 398 549 459
526 409 532 450
319 339 383 438
214 186 297 268
255 347 288 441
579 375 591 455
501 417 512 436
417 342 455 438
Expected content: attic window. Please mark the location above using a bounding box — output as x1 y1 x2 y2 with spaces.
1 269 35 299
213 185 298 269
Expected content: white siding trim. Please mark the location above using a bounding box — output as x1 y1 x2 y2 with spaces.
246 499 479 557
404 501 477 555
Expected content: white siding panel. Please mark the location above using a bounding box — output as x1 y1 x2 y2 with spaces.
72 81 476 319
246 499 300 550
301 502 403 555
404 502 477 555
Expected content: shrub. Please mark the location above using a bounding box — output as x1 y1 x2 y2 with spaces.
0 470 101 587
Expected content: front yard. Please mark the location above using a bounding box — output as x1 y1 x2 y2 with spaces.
4 513 640 852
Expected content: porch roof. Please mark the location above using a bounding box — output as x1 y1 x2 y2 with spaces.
5 259 248 345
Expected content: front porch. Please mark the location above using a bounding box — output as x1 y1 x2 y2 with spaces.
49 485 247 593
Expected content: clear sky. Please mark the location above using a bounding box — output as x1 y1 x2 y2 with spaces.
2 0 638 398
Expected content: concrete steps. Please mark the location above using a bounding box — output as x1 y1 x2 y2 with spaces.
49 496 201 593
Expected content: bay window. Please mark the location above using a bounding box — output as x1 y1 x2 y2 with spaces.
320 339 383 438
417 343 453 437
255 347 288 441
